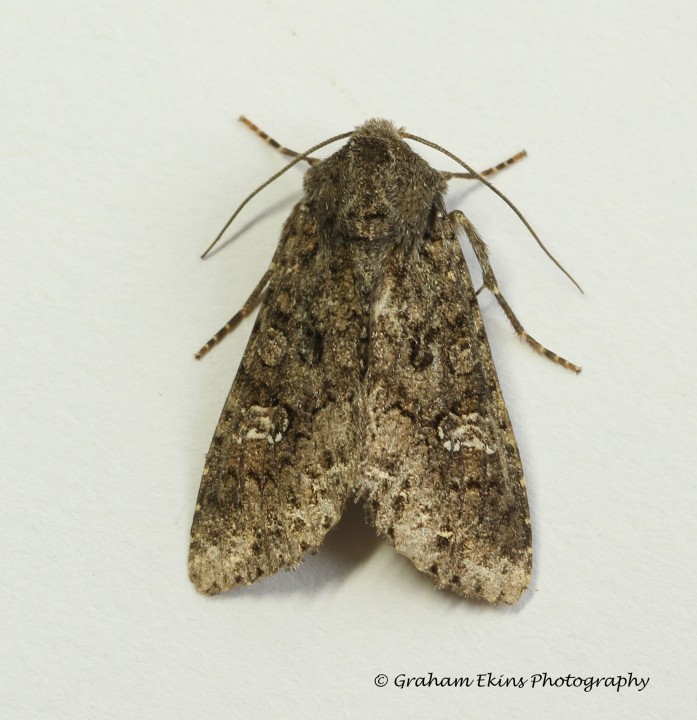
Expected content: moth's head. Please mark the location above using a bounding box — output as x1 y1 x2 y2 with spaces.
304 119 446 248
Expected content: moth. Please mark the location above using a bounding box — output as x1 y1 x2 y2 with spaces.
189 117 579 604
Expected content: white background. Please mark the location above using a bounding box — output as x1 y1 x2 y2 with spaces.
2 1 696 718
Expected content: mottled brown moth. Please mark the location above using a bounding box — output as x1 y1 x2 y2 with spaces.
189 117 580 604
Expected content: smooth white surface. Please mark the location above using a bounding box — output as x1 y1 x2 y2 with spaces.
2 1 696 717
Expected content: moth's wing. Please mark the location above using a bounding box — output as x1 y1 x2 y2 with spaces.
360 212 531 604
189 206 364 595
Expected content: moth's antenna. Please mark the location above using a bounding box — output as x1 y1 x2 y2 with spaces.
402 132 583 294
201 131 353 259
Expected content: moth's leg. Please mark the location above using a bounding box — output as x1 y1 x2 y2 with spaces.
195 267 274 359
450 210 581 373
240 116 321 166
440 150 527 181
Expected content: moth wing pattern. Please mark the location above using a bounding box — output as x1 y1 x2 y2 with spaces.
189 205 364 594
359 210 532 604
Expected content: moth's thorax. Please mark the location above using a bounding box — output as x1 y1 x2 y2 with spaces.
304 119 447 250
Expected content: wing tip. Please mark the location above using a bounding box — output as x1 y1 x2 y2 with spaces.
187 536 309 596
187 541 267 596
393 541 532 604
444 563 531 605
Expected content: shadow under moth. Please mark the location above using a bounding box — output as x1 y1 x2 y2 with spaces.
189 117 580 604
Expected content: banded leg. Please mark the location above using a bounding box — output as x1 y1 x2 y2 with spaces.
240 116 321 166
450 210 581 374
440 150 527 181
195 267 274 359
